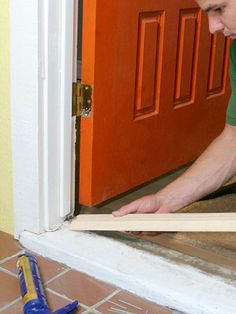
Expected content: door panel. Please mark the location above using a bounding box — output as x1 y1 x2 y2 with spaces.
208 34 229 96
174 8 200 104
79 0 231 206
135 11 164 116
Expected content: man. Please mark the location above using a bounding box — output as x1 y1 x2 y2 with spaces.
113 0 236 218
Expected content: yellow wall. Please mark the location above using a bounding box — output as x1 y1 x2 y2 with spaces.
0 0 14 234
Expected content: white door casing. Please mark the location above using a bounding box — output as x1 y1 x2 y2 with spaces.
10 0 75 236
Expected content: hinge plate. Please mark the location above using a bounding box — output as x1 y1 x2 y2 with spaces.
72 82 92 117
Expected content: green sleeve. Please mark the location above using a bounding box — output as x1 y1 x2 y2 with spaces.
226 40 236 125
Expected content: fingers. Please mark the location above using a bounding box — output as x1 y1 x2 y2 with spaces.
112 194 174 236
140 231 161 237
126 231 142 235
112 201 138 217
112 194 160 217
156 206 174 214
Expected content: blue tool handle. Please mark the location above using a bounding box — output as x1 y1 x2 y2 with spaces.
17 253 79 314
53 301 78 314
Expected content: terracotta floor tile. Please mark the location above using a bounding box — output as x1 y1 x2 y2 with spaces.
0 232 22 261
0 256 18 274
47 270 116 307
1 254 67 281
0 300 23 314
0 290 86 313
96 290 171 314
0 271 21 308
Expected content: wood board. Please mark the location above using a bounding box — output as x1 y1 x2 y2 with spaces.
70 213 236 232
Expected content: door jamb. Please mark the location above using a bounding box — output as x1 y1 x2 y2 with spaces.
11 0 75 236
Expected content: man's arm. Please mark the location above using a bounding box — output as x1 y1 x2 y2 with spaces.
113 123 236 217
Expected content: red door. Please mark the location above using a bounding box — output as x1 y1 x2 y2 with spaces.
79 0 231 206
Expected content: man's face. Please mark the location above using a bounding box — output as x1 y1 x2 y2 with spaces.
196 0 236 38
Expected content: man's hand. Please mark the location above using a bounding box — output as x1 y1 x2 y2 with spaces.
112 194 174 217
113 194 176 236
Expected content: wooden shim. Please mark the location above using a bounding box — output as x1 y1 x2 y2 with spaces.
70 213 236 232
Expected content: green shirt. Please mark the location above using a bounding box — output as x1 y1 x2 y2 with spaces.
226 40 236 125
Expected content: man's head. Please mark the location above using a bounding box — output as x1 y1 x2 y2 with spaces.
196 0 236 38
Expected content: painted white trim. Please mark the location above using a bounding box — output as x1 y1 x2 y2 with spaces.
59 0 74 218
10 0 75 236
70 0 79 212
10 0 42 236
70 117 76 212
72 0 79 82
20 226 236 314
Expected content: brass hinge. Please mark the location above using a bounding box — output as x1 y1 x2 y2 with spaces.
72 81 92 117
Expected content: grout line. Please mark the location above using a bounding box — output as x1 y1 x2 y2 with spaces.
0 266 18 278
107 300 127 310
91 288 122 310
45 287 74 302
107 308 135 314
45 268 70 285
82 308 102 314
0 250 24 265
45 287 89 310
0 297 22 312
118 299 143 311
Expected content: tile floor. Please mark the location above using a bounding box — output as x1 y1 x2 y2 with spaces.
0 231 176 314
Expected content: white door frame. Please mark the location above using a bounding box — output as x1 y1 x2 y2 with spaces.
10 0 76 237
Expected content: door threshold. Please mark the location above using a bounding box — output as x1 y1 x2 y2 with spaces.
19 222 236 314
